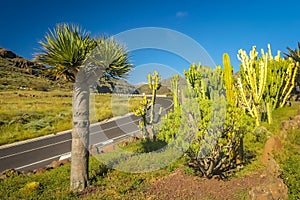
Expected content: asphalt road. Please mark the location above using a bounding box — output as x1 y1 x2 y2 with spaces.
0 97 173 172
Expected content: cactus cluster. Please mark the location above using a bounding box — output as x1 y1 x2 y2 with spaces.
183 63 202 98
237 44 298 125
237 45 268 126
179 64 251 178
183 63 226 100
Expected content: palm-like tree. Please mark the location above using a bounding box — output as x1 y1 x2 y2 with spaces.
286 43 300 88
286 42 300 62
35 23 133 192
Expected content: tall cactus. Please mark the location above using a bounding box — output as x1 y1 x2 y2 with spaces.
263 45 299 124
134 71 161 140
171 74 180 109
183 63 206 98
223 53 234 104
237 45 268 126
148 70 161 125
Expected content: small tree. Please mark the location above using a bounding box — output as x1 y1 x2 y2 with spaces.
35 24 132 192
286 42 300 88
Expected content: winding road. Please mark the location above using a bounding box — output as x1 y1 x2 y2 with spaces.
0 97 173 172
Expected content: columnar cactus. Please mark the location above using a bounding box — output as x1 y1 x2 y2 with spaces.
171 74 180 109
237 45 268 126
147 70 161 125
134 70 162 139
223 53 234 104
263 45 298 124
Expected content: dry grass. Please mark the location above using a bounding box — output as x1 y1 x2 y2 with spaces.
0 90 141 145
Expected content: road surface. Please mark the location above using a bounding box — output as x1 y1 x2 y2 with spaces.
0 97 173 172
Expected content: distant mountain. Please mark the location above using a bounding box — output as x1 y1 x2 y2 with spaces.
160 75 187 90
135 84 171 95
95 79 139 94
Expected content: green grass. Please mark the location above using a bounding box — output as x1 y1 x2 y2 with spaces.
0 163 73 199
275 128 300 199
233 103 300 177
0 140 181 200
0 91 141 145
262 102 300 199
261 102 300 135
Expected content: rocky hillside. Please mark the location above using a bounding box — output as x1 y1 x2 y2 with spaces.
0 48 72 91
0 47 175 94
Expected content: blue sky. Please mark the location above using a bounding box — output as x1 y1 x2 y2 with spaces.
1 0 300 84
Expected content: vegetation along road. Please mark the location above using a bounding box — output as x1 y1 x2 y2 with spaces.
0 97 173 172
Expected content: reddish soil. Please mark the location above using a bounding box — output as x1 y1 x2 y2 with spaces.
144 134 287 200
144 168 268 200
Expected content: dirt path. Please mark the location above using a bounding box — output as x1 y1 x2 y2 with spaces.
145 168 268 200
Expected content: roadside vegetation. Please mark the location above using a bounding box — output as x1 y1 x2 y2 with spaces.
0 102 299 199
0 91 141 145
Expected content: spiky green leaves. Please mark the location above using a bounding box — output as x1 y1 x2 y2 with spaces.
286 42 300 63
35 23 96 81
85 38 133 80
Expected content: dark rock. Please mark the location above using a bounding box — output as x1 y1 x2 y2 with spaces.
33 167 48 174
0 48 17 59
280 120 290 131
0 168 22 179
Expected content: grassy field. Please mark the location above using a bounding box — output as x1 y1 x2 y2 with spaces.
0 90 141 145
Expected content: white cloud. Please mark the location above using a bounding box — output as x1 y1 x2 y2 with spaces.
176 11 188 17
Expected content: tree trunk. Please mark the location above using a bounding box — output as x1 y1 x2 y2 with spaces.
69 64 104 192
70 71 90 192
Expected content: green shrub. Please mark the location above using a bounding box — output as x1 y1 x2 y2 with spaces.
183 166 195 175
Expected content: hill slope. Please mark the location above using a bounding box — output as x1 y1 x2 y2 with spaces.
0 48 72 91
